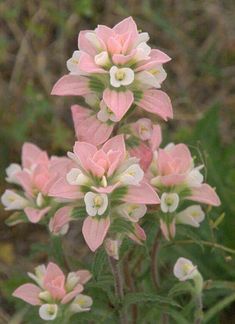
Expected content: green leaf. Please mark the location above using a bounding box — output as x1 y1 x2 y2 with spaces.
169 281 194 297
203 293 235 323
71 206 87 219
166 308 189 324
109 218 134 235
92 248 108 281
5 212 28 226
122 292 180 308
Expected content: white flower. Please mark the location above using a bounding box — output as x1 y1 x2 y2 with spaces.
97 100 118 122
67 50 82 75
39 304 58 321
110 66 134 88
84 192 108 217
28 265 46 287
94 51 110 66
176 205 205 228
187 165 204 187
66 272 80 291
120 203 147 222
119 164 144 185
135 32 150 46
160 193 179 213
173 257 198 281
66 168 88 186
104 238 121 260
5 163 22 183
134 41 151 61
136 118 153 140
1 190 28 211
70 294 93 313
136 65 167 89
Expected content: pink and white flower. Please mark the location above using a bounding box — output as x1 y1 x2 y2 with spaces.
49 135 160 251
13 262 92 320
1 143 73 225
150 143 221 206
51 17 173 122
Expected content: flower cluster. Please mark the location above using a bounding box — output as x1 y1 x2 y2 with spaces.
1 16 222 321
149 143 220 239
1 143 73 229
52 17 173 127
13 262 92 321
49 134 159 251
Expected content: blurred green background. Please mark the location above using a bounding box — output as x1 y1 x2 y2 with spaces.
0 0 235 322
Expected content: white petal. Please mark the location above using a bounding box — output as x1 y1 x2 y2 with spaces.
173 257 198 281
66 272 80 291
135 32 150 46
176 205 205 227
120 203 147 222
110 66 121 88
84 192 108 217
187 167 204 188
1 190 28 210
36 192 44 207
120 68 135 86
136 71 161 88
95 51 110 66
97 194 108 215
160 193 179 213
119 164 144 185
5 163 22 183
136 42 151 57
39 304 58 321
85 32 101 50
66 51 82 74
70 294 93 313
66 168 88 186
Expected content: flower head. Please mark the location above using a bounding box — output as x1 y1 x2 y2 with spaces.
49 135 160 251
51 17 173 122
13 262 92 321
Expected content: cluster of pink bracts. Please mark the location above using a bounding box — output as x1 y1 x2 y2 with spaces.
1 17 220 321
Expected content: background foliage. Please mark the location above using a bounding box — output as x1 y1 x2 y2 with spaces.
0 0 235 323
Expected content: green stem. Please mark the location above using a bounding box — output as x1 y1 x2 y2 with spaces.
151 229 161 289
50 235 70 272
163 239 235 255
194 294 203 324
108 256 128 324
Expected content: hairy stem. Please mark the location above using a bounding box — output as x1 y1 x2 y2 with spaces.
108 256 128 324
124 252 138 323
151 229 161 289
194 294 203 324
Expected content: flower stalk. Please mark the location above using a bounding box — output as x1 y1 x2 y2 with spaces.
108 256 128 324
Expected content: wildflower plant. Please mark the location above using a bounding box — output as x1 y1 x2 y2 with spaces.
1 17 231 323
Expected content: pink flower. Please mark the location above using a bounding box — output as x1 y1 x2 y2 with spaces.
129 119 162 171
49 135 160 251
51 17 173 122
49 206 72 235
1 143 73 224
13 262 92 320
151 143 221 206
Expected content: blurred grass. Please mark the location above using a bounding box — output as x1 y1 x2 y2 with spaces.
0 0 235 322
